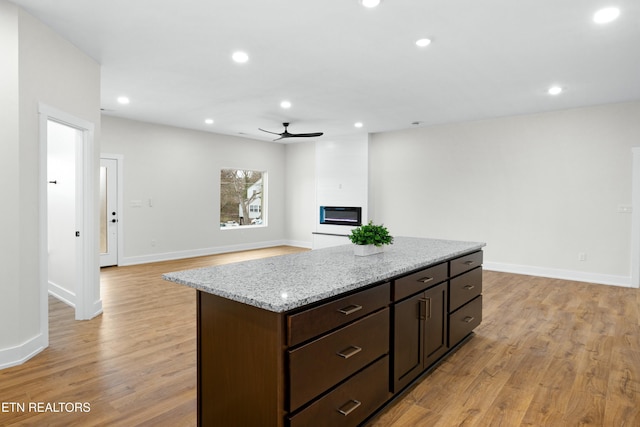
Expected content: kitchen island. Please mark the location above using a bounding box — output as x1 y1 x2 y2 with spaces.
163 236 485 426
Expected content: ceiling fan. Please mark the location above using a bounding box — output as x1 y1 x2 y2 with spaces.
259 122 323 141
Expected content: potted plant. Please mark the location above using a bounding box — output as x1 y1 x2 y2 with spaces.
348 221 394 256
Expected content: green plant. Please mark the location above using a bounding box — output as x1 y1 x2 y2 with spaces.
348 221 394 247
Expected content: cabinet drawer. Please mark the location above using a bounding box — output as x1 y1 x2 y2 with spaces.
289 308 389 412
449 295 482 347
449 267 482 312
450 251 483 278
288 282 390 347
289 356 390 427
393 262 448 301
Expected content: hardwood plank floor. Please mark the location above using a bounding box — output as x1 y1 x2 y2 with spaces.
368 272 640 427
1 247 638 426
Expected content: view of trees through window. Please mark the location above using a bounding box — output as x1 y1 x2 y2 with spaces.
220 169 265 228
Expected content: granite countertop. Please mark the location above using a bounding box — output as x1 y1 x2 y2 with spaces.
162 236 485 313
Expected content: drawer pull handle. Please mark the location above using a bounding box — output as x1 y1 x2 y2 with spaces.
337 399 362 416
463 316 475 323
464 260 475 266
418 276 434 284
338 304 363 315
463 284 475 290
336 345 362 359
419 298 432 320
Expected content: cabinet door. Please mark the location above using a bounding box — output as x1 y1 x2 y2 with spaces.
422 282 448 368
392 292 423 393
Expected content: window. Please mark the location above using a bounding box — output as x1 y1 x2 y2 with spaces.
220 169 266 228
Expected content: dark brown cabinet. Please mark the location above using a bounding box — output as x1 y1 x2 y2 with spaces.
393 275 448 392
195 250 483 427
448 262 483 347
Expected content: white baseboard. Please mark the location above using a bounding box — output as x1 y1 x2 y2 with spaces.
119 240 309 266
284 239 313 249
484 261 634 288
48 281 76 307
0 333 47 370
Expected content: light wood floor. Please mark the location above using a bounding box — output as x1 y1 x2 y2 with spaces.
0 247 638 426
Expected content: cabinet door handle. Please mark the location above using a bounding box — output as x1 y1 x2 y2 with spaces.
419 298 432 319
463 284 475 290
463 316 475 323
418 276 434 284
337 399 362 416
336 345 362 359
337 304 363 315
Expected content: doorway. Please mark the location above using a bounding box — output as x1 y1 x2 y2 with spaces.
47 120 82 306
100 155 122 267
39 104 101 324
632 147 640 287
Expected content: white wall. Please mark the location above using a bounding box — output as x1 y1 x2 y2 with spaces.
369 101 640 286
284 141 316 247
100 115 287 264
313 135 369 248
47 121 80 306
0 1 101 369
0 0 22 365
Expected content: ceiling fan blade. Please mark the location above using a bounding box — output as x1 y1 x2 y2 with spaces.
288 132 324 138
259 124 324 140
258 128 282 136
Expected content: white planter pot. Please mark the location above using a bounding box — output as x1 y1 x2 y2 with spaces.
354 244 384 256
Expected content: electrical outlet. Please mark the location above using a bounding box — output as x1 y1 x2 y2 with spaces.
578 252 586 262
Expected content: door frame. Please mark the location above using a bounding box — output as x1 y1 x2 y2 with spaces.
39 103 102 323
632 147 640 288
100 153 124 267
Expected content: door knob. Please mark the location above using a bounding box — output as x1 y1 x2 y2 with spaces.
111 219 118 223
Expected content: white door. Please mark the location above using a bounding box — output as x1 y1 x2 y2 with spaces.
47 120 82 304
100 158 119 267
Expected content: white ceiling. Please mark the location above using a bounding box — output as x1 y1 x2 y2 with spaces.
11 0 640 142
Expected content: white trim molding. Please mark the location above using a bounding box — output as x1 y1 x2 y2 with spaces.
39 103 102 326
0 334 46 370
119 240 300 266
48 281 76 308
631 147 640 288
484 261 633 288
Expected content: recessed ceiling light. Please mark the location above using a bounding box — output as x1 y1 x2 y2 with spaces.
117 96 130 105
361 0 381 8
593 7 620 24
232 51 249 63
548 86 563 96
354 122 364 128
415 38 432 47
204 118 214 125
280 100 292 109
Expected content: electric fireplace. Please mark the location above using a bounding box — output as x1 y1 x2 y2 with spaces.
319 206 362 226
